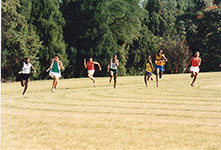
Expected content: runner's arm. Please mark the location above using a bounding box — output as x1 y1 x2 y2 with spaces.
198 59 201 66
162 55 168 62
18 63 24 74
18 68 23 74
94 62 102 71
59 61 65 71
116 59 119 67
150 61 154 72
107 59 111 72
46 59 53 72
31 65 37 74
143 63 146 72
84 59 87 69
183 59 191 72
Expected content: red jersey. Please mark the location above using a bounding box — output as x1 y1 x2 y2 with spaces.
87 62 94 70
191 57 201 67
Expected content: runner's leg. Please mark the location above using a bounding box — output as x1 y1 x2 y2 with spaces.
88 72 96 87
191 71 194 78
114 73 117 89
159 67 163 79
156 68 159 87
144 72 148 87
109 71 113 83
51 76 58 92
22 79 29 95
191 72 198 87
21 75 25 87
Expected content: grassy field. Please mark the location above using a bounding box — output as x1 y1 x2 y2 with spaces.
1 72 221 150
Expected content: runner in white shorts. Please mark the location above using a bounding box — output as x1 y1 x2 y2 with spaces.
46 55 64 92
183 51 201 87
84 58 102 87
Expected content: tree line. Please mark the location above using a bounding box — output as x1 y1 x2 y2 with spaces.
2 0 221 80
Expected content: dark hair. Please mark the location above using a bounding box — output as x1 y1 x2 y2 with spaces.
194 51 200 56
24 57 30 64
54 55 60 58
158 49 163 53
146 55 151 62
157 50 163 56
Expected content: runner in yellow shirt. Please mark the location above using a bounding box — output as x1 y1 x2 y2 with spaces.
144 55 154 87
155 50 167 87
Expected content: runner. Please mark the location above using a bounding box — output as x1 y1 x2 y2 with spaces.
46 55 64 92
84 58 102 87
107 54 119 89
18 57 36 95
144 55 154 87
183 51 201 87
155 50 167 87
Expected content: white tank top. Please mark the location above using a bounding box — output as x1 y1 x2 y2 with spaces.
110 59 118 70
22 62 32 74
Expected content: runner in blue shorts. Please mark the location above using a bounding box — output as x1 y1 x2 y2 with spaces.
144 55 154 87
155 50 167 87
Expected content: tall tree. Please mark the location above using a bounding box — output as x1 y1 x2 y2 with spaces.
195 7 221 71
2 0 41 80
184 0 221 71
61 0 145 77
20 0 69 78
107 0 145 75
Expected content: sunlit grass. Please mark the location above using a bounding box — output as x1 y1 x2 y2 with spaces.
1 72 221 150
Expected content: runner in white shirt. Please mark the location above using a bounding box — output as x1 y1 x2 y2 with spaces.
107 54 119 89
18 57 36 95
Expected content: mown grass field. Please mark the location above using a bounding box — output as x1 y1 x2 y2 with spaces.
1 72 221 150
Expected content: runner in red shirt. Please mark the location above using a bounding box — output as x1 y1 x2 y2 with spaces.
84 58 102 87
183 51 202 87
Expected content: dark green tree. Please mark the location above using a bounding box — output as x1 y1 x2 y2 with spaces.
61 0 145 77
184 0 221 71
19 0 69 78
2 0 41 80
195 7 221 71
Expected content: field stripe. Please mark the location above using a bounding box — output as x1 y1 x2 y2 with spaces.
3 104 221 120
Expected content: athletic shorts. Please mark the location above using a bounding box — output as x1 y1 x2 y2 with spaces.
145 71 152 76
110 68 118 75
50 71 61 79
190 66 199 73
21 74 31 80
155 65 165 72
88 70 95 76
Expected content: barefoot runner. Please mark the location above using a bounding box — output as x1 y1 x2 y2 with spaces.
144 55 154 87
18 57 36 95
84 58 102 87
46 55 64 92
107 54 119 89
155 50 167 87
183 51 201 87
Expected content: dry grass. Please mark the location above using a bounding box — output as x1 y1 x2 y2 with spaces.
1 72 221 150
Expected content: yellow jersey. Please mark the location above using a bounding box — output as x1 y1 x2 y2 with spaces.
156 54 165 66
145 63 152 72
